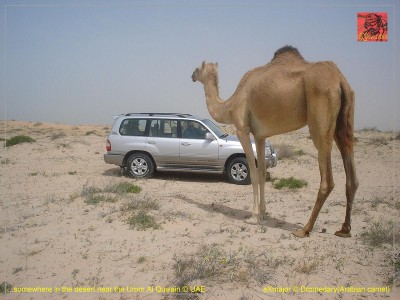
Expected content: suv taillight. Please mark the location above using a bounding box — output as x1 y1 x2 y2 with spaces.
106 140 111 151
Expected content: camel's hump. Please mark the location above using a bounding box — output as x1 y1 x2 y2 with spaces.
272 45 304 61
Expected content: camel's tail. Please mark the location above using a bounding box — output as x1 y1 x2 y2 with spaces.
336 79 355 149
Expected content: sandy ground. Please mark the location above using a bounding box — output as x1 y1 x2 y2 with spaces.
1 120 399 300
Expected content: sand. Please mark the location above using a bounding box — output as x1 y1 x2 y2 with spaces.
1 120 399 300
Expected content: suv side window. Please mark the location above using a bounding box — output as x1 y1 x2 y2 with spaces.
119 119 147 136
181 120 209 139
150 119 178 138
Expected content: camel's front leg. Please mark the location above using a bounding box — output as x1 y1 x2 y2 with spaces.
236 129 261 224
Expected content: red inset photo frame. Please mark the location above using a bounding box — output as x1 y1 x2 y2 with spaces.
357 12 388 42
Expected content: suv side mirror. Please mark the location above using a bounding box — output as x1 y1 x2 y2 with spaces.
205 132 216 141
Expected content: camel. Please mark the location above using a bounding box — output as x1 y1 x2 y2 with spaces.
192 45 359 238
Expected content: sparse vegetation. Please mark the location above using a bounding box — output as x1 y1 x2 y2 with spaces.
361 127 379 132
276 144 294 159
173 244 231 287
120 194 159 212
126 211 160 230
71 269 79 279
294 149 305 156
78 182 161 230
81 185 103 199
84 194 118 205
80 182 142 205
272 177 308 189
369 136 388 145
294 257 320 274
173 244 284 291
275 144 305 160
370 197 381 209
104 182 142 194
50 132 67 140
137 256 146 263
360 220 399 247
85 130 97 136
0 282 12 294
5 135 36 147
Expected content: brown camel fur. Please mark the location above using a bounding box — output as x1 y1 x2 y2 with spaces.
192 46 359 238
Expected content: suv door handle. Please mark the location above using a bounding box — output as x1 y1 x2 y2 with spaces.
148 141 157 144
181 142 191 146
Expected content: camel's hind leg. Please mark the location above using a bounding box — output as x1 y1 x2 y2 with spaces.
334 136 359 237
293 90 338 238
293 138 335 237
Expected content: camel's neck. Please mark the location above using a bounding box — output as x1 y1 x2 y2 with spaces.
202 74 233 124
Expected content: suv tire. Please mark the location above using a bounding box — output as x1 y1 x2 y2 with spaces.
227 157 251 185
127 153 155 179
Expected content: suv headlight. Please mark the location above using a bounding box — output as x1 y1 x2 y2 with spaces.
265 145 273 157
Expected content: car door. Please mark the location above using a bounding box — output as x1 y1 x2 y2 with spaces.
179 120 219 170
146 119 180 168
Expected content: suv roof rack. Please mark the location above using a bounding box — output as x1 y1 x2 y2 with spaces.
124 113 193 118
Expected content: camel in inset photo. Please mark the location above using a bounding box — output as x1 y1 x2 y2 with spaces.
192 46 358 238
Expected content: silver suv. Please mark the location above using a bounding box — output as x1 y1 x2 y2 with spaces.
104 113 277 185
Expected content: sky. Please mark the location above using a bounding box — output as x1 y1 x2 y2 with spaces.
1 0 399 131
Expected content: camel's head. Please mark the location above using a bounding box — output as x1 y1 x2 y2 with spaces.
192 61 218 84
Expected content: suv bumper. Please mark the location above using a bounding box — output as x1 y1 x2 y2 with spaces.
266 153 277 168
104 153 124 166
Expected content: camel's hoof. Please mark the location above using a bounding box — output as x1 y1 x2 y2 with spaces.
244 217 259 225
244 216 266 225
292 229 310 238
334 230 352 238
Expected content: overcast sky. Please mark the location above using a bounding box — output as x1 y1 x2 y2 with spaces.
1 0 399 131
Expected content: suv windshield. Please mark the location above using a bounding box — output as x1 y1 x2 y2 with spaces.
202 119 226 138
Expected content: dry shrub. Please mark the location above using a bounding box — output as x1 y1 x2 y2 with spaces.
275 144 305 160
361 220 399 247
368 136 388 146
172 244 283 292
50 132 67 140
276 144 295 159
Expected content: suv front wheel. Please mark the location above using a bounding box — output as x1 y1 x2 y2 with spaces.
227 157 251 185
127 153 155 179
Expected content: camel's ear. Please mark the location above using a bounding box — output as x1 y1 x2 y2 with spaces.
215 62 218 69
202 61 206 68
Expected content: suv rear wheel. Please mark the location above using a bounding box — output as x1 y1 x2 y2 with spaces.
227 157 251 185
127 153 155 179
